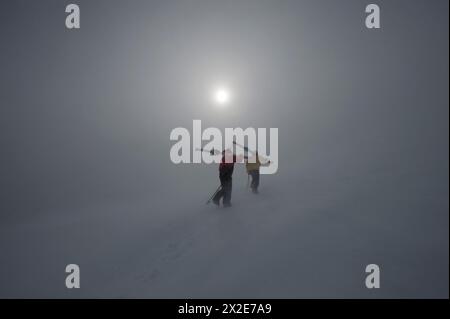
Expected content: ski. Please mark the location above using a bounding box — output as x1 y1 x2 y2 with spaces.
232 141 270 163
195 147 221 156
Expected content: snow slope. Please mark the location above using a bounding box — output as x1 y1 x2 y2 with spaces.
1 163 447 298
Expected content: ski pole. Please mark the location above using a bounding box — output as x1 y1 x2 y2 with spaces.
206 185 222 204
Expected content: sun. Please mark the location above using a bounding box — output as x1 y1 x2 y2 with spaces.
213 87 231 106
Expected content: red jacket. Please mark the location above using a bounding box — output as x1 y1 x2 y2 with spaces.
219 154 237 180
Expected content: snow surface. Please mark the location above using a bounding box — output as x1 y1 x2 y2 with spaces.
1 162 447 298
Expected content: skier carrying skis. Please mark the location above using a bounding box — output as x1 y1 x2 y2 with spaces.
212 149 244 207
245 152 271 194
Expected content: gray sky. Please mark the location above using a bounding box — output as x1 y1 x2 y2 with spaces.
0 0 448 298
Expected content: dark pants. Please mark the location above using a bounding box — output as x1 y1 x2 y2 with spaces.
213 176 232 206
249 170 260 192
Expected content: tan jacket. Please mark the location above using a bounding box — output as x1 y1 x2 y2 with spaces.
246 154 271 173
245 155 261 173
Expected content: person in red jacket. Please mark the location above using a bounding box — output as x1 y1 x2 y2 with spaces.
212 149 244 207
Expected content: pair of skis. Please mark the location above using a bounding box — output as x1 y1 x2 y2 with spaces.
195 147 221 156
232 141 271 164
197 141 267 160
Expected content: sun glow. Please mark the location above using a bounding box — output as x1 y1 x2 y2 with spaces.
213 87 231 106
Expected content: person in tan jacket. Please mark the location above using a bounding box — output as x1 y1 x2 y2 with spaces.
245 152 271 194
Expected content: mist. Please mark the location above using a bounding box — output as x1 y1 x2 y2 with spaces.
0 0 448 298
